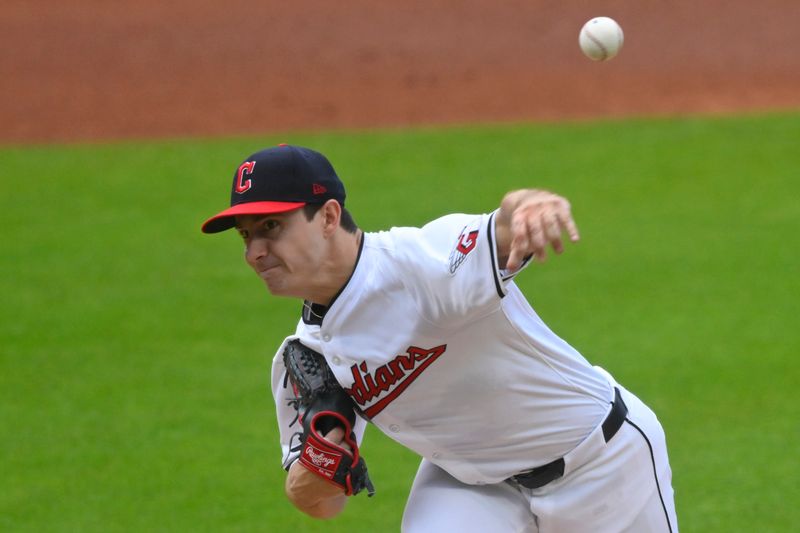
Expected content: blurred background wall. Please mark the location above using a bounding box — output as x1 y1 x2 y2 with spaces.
2 0 799 143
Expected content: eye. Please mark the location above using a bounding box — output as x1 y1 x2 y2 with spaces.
263 219 280 231
238 229 249 239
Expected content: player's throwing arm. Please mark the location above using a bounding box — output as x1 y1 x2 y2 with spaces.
495 189 581 271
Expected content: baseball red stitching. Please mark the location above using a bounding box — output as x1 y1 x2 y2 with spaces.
585 29 609 61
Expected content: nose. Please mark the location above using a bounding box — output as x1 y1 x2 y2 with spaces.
245 236 269 266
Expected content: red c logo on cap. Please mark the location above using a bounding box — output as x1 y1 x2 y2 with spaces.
235 161 256 194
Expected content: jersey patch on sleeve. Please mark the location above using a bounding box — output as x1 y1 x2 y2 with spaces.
449 226 480 274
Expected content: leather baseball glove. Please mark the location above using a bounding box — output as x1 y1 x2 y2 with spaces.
283 339 375 497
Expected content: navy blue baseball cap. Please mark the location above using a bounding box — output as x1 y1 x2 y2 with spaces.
201 144 346 233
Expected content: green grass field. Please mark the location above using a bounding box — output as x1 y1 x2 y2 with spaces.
2 113 799 532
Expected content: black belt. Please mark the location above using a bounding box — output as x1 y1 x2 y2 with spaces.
511 387 628 490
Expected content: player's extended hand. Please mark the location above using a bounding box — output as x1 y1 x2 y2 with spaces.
496 189 580 271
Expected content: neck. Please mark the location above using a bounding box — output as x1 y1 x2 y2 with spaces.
305 229 362 306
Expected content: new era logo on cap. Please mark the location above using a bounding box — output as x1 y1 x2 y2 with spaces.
201 145 346 233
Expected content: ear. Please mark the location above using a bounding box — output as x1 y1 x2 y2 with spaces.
319 199 342 237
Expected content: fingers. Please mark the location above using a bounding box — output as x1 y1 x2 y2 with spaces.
323 426 351 452
506 219 529 272
506 196 579 270
542 210 562 255
323 426 344 443
506 240 524 272
556 209 581 243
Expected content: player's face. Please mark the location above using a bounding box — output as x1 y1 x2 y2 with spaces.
235 209 328 299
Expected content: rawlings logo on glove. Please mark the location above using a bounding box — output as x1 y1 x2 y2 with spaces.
305 446 339 470
283 340 375 497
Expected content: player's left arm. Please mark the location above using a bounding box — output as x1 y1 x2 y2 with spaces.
494 189 581 272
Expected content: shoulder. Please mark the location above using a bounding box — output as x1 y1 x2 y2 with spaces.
360 212 502 324
366 212 495 287
368 213 485 256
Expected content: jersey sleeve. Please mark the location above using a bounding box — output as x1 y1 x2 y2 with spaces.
388 211 532 326
270 335 368 471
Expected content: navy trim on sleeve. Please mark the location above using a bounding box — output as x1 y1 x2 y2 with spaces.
486 212 505 299
501 255 532 282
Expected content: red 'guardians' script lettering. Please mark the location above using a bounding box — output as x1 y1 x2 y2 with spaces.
345 345 447 418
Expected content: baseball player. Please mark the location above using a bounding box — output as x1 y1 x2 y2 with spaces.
202 144 678 532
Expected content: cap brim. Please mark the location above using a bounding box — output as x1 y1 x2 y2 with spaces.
201 201 306 233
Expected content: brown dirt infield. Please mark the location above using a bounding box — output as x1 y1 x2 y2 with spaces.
2 0 799 144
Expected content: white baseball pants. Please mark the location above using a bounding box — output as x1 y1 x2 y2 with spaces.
401 382 678 532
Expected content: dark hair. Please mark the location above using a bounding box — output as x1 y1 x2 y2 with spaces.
303 203 358 234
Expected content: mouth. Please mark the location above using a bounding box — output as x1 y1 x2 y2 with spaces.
257 264 282 279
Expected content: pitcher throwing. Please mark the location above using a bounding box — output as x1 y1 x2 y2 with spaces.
202 144 678 532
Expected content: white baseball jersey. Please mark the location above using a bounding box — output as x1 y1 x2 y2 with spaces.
271 211 615 485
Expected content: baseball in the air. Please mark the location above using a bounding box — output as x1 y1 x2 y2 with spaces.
579 17 624 61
